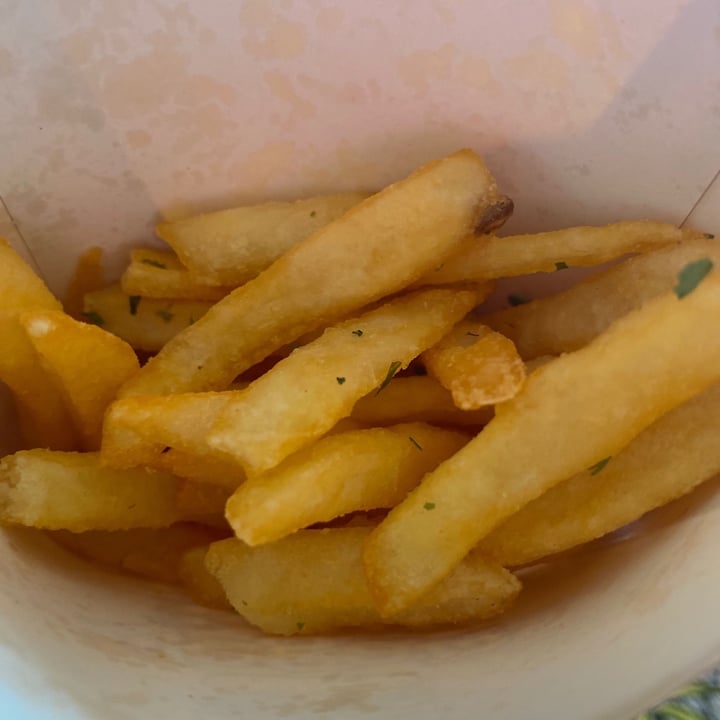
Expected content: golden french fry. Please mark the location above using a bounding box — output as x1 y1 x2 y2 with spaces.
482 383 720 566
364 272 720 615
120 150 507 397
0 450 186 531
422 319 525 409
206 528 520 635
120 248 233 301
178 545 233 610
83 284 213 352
350 375 493 427
486 238 720 358
157 192 369 285
22 311 139 450
149 449 245 490
102 392 237 469
208 287 480 475
418 221 703 286
50 523 223 583
64 246 104 319
226 423 469 545
0 238 77 450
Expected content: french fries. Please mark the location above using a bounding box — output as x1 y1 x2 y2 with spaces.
486 238 720 358
64 246 104 319
120 248 233 301
120 150 506 397
0 239 77 450
51 523 223 583
206 528 520 635
208 287 481 474
418 221 702 285
350 375 493 427
178 545 232 610
0 451 186 531
83 284 213 352
157 192 369 285
481 383 720 566
226 423 469 545
364 273 720 615
422 319 525 409
176 480 232 523
22 311 139 450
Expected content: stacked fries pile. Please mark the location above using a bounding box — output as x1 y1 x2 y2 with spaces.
0 149 718 635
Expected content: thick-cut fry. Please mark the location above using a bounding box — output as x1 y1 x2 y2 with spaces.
226 423 469 545
206 528 520 635
0 238 76 450
482 383 720 566
417 221 703 286
149 449 245 490
83 284 213 352
178 545 233 610
208 287 480 475
486 238 720 358
157 192 369 285
0 451 185 531
22 310 139 450
120 150 507 397
102 392 237 469
364 273 720 615
422 319 525 409
50 524 223 583
64 246 104 319
350 375 493 427
120 248 233 301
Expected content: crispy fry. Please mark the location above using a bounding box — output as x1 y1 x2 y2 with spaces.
64 246 104 319
120 248 232 301
486 238 720 358
50 523 223 583
157 192 369 285
178 545 232 610
206 528 520 635
226 423 469 545
0 451 185 531
0 238 76 450
83 284 213 352
364 273 720 615
482 383 720 566
22 311 139 450
423 319 525 409
418 221 702 285
120 150 506 397
208 287 480 475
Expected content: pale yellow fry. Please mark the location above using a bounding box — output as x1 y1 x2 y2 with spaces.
22 310 139 450
50 523 223 583
350 375 493 427
482 383 720 566
0 451 185 531
364 273 720 615
0 238 76 450
423 319 525 410
418 221 703 285
157 192 369 285
120 150 505 397
206 528 520 635
120 248 232 301
102 392 235 469
64 246 104 319
178 545 232 610
486 237 720 359
83 284 213 352
226 423 469 545
208 287 480 475
149 449 245 490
